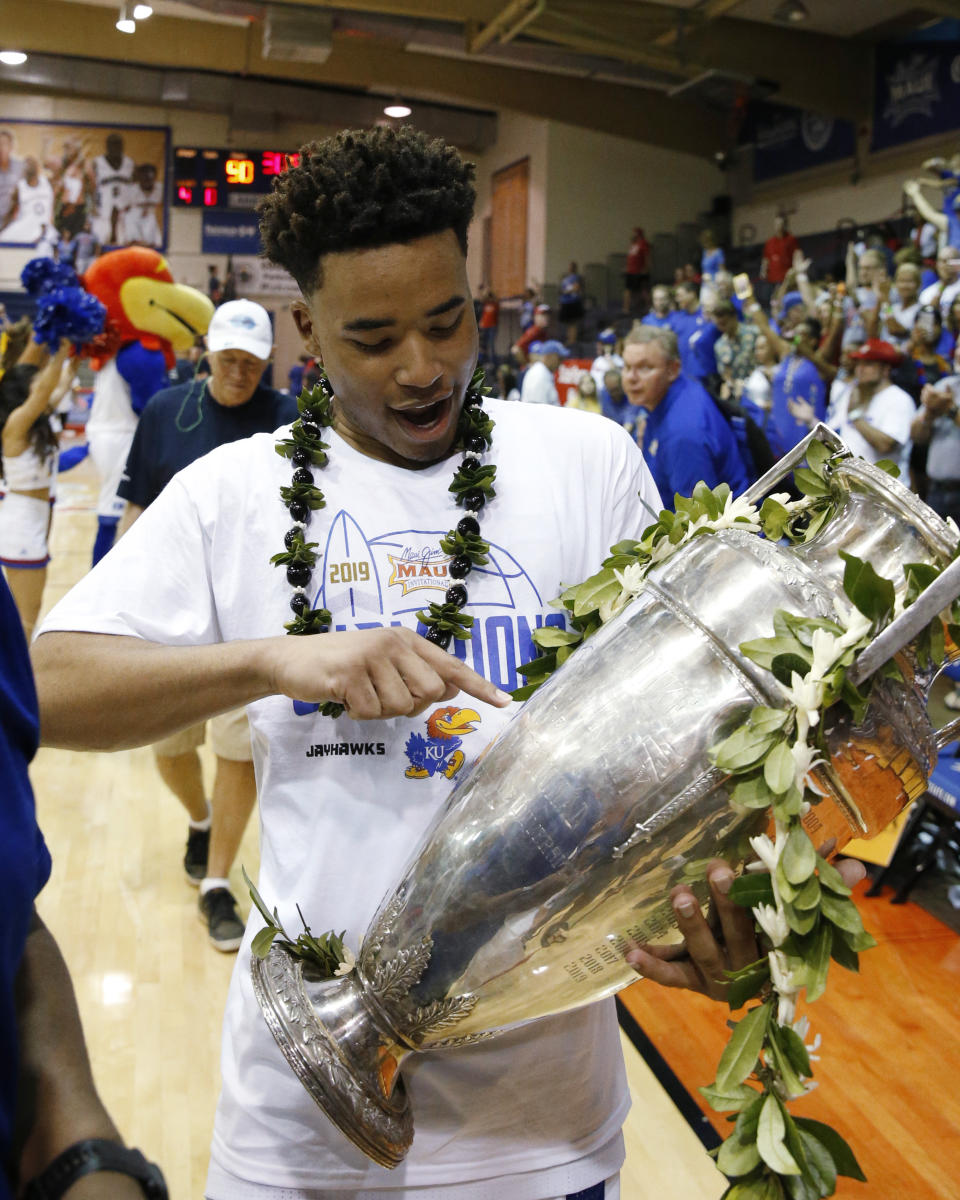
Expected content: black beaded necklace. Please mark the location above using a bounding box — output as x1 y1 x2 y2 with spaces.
271 366 496 718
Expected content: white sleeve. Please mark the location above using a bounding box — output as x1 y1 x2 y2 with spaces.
38 475 221 646
826 380 849 427
869 389 917 448
603 423 662 543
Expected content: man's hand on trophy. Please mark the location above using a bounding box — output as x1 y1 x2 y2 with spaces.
268 627 512 720
625 845 866 1001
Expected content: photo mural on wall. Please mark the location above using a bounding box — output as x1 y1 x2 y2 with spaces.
0 119 170 261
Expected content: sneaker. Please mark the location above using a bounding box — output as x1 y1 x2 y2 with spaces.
199 887 245 952
945 689 960 712
183 827 210 885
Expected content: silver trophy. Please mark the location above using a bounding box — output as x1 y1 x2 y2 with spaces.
252 428 960 1167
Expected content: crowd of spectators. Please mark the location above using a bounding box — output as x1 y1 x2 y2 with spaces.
485 162 960 531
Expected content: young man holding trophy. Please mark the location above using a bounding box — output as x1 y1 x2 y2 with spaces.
30 127 859 1199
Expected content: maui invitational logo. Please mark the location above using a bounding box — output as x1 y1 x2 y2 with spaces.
387 546 453 596
883 53 940 128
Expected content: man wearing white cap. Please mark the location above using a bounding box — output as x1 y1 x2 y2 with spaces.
520 339 566 405
116 298 298 950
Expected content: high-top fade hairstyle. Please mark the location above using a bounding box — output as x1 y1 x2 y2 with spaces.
258 126 476 295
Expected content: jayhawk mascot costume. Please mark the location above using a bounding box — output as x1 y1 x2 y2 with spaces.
81 248 214 563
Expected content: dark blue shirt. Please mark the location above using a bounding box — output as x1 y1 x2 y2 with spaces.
119 380 297 510
641 312 673 329
0 575 52 1188
639 374 750 509
769 354 827 458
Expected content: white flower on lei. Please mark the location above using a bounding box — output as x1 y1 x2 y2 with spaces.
778 670 823 740
767 491 806 512
754 902 790 947
792 1016 822 1063
690 492 762 537
613 561 646 596
747 828 787 874
790 736 826 794
334 946 357 977
832 598 873 648
809 627 842 681
769 950 800 1025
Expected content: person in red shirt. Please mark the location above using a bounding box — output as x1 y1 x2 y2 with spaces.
477 287 499 365
511 303 550 365
760 216 798 308
623 225 651 313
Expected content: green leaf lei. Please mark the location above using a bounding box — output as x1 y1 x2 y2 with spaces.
509 445 960 1198
270 367 496 716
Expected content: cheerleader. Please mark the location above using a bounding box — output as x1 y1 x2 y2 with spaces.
0 340 75 638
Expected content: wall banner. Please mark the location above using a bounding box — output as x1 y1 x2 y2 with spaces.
748 103 855 183
233 255 300 299
871 41 960 151
201 210 262 255
0 118 169 253
556 358 593 406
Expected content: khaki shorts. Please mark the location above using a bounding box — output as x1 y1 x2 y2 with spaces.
153 706 252 762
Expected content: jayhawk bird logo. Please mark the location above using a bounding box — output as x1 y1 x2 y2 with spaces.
404 706 480 780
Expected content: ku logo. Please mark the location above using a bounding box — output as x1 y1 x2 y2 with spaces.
404 706 480 781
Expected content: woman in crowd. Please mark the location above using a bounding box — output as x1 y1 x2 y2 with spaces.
940 293 960 362
739 332 778 430
897 304 951 498
566 371 602 414
0 339 74 638
902 305 952 394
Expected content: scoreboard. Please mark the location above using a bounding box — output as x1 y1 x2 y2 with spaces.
171 146 300 209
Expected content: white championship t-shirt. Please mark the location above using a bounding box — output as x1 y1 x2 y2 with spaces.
40 399 661 1197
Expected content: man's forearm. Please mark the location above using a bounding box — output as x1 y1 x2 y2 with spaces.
31 632 277 750
850 416 896 454
15 913 122 1184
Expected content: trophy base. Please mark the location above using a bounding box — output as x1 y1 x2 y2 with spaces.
251 944 413 1168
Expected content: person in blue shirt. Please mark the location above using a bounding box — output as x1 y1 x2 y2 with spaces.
599 365 634 433
621 324 749 508
905 170 960 254
767 316 828 458
686 298 723 389
699 228 725 285
0 572 167 1200
667 281 704 379
641 284 673 329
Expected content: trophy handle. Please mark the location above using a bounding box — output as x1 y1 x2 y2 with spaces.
741 423 847 506
935 716 960 751
847 555 960 687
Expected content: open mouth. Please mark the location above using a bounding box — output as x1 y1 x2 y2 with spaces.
392 394 453 435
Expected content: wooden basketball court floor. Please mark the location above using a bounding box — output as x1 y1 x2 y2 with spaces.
22 451 960 1199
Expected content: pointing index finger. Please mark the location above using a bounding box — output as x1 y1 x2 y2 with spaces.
418 636 512 708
